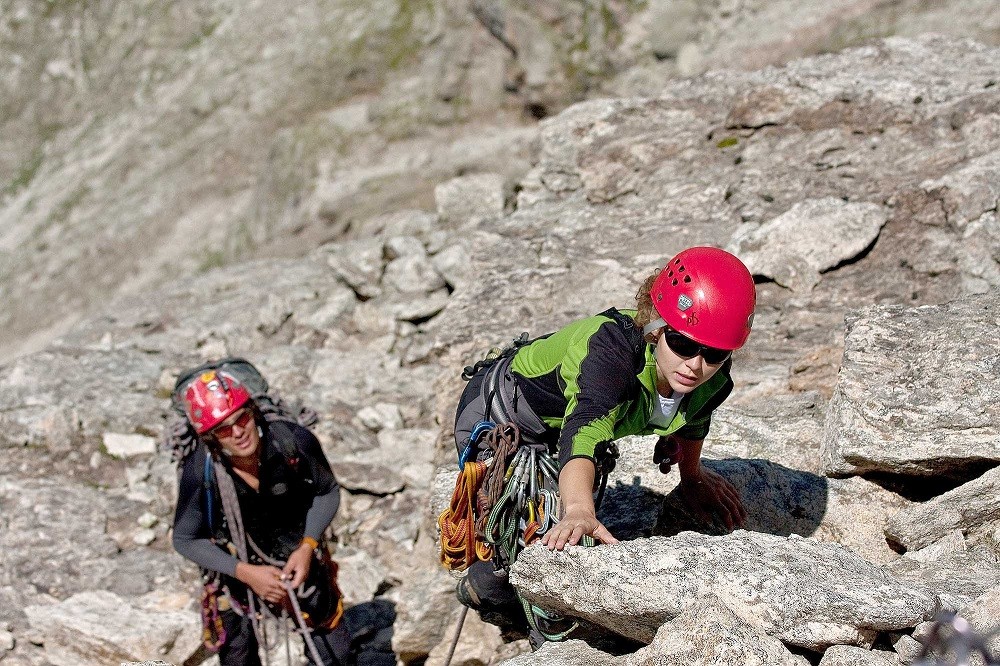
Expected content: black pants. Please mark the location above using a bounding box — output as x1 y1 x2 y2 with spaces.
218 609 353 666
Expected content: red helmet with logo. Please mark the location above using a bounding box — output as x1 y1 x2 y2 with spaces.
649 247 756 350
182 370 253 434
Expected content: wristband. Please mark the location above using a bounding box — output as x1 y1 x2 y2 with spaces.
301 536 320 550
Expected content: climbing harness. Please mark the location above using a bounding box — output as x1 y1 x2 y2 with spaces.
915 611 998 666
461 332 532 381
441 325 627 649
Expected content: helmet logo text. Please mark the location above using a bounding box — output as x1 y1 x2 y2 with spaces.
677 295 693 311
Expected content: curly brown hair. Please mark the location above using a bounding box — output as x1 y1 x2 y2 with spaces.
633 268 662 335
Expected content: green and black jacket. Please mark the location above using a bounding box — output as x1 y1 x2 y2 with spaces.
510 308 733 468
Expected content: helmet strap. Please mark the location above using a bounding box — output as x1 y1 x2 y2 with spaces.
642 318 666 338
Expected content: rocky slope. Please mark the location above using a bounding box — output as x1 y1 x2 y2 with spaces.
2 0 999 363
1 25 999 666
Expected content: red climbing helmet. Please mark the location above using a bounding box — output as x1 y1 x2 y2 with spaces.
649 247 756 350
182 369 252 434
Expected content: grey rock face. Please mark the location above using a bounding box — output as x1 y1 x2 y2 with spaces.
731 198 889 291
818 644 900 666
613 0 1000 89
435 173 507 225
435 37 1000 419
0 0 540 363
333 546 390 607
821 295 1000 479
957 585 1000 658
24 591 200 666
602 440 908 565
0 478 184 619
2 30 1000 666
706 394 827 474
885 548 1000 612
885 466 1000 551
501 639 614 666
423 610 508 666
621 595 810 666
388 569 466 662
332 461 407 496
510 531 938 650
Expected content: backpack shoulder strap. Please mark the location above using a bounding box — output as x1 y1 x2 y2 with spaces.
265 420 303 473
203 448 216 534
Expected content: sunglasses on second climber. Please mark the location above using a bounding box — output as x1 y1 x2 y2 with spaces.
660 328 732 365
210 408 255 439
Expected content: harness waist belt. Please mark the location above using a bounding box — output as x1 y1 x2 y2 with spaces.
483 356 548 445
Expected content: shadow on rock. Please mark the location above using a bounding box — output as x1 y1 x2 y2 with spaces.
344 598 397 666
599 458 830 540
654 459 829 538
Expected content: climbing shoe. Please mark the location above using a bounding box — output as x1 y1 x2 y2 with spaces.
455 575 481 610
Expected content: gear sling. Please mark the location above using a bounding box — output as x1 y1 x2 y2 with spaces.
438 309 632 641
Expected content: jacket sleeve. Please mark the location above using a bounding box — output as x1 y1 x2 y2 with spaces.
676 414 712 441
171 444 240 577
293 426 341 542
557 320 636 469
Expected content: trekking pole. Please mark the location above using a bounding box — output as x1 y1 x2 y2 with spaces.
443 606 469 666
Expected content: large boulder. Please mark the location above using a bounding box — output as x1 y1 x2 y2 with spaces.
885 466 1000 551
885 546 1000 612
510 531 938 650
619 595 810 666
822 295 1000 478
731 198 890 292
0 477 184 622
24 591 200 666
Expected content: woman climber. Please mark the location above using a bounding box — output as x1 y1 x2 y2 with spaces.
445 246 755 644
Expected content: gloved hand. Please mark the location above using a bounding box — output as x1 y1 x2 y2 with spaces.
653 436 684 474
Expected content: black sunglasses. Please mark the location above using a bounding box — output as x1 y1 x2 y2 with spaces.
660 329 732 365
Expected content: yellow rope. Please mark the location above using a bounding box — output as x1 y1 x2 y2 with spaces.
438 461 489 570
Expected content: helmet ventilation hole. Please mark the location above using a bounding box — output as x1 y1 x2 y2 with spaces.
684 275 692 283
671 279 678 286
